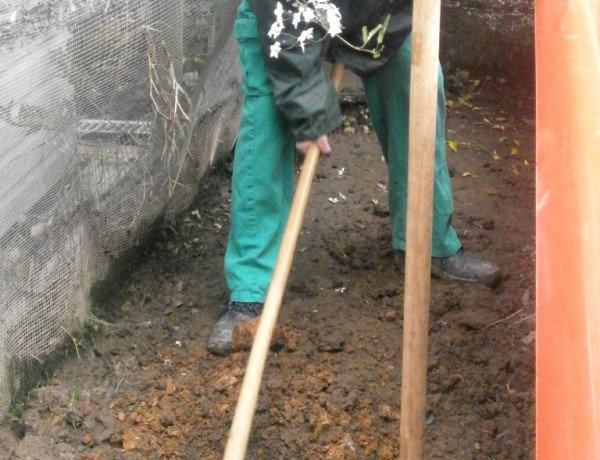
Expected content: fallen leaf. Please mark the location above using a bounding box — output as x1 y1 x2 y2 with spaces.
511 147 519 156
492 150 500 161
448 140 458 153
522 331 535 345
458 94 474 107
164 297 184 315
121 299 132 312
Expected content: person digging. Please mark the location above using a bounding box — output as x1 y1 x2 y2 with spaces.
207 0 501 356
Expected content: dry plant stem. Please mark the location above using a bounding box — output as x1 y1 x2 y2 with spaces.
223 62 345 460
399 0 442 458
145 27 190 193
60 326 82 360
490 308 524 326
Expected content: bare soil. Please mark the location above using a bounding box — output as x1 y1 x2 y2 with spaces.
0 74 535 459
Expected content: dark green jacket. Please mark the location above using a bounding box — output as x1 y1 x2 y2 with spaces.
247 0 412 141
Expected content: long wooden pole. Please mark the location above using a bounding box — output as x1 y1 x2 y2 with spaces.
223 62 345 460
399 0 442 458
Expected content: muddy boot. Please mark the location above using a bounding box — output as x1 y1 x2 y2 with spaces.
431 248 502 288
207 301 263 356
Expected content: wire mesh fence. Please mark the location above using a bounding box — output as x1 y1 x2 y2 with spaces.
0 0 243 421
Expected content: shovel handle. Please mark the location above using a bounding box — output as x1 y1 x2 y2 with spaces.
223 62 345 460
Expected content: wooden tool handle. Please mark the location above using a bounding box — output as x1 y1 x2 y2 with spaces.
400 1 442 459
223 63 345 460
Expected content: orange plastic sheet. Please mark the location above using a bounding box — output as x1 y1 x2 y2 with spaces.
536 1 600 458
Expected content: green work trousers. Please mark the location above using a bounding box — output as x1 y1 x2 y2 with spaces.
361 37 460 258
225 2 460 303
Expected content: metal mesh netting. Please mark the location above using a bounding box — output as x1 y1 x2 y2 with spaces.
0 0 242 421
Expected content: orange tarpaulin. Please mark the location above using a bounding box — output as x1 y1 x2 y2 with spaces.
536 1 600 458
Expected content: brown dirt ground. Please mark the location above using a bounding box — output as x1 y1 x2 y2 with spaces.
0 73 535 459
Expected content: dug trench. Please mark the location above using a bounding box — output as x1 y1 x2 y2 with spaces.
0 73 535 459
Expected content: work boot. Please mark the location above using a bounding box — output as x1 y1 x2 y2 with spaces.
207 301 263 356
431 248 502 287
